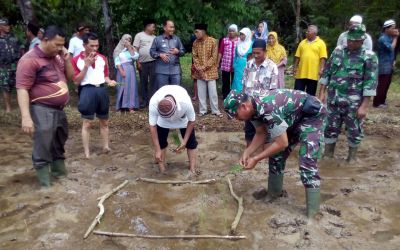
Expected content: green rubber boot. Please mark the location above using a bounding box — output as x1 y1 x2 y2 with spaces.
346 147 358 163
323 143 336 158
51 159 67 177
267 174 284 199
36 166 51 187
306 188 320 218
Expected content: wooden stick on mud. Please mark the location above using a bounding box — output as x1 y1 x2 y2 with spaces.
227 177 244 234
93 230 246 240
137 177 216 185
83 180 129 239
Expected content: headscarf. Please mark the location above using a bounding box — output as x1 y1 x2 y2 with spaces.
228 24 238 32
254 21 268 41
113 34 132 59
266 31 287 64
237 28 252 56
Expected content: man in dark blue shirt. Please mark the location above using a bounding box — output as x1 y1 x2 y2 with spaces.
150 20 185 92
373 19 399 108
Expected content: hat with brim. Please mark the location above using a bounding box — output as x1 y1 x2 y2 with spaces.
347 24 366 40
223 90 247 119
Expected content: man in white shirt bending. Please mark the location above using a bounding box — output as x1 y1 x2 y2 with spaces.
149 85 198 174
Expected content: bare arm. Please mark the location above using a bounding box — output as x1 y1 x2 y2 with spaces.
240 124 266 166
319 58 326 78
293 57 300 76
244 132 288 170
17 89 34 135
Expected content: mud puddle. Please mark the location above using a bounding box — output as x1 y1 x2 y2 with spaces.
0 127 400 249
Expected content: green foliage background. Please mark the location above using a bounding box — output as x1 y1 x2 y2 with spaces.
1 0 399 53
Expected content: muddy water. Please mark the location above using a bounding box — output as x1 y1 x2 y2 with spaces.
0 128 400 250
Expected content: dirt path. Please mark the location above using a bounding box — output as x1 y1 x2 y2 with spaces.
1 122 399 250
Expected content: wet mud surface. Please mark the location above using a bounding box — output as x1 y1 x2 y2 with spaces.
0 126 399 249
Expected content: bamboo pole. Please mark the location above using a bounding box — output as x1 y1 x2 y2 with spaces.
83 180 129 239
93 230 246 240
137 177 216 185
226 177 244 234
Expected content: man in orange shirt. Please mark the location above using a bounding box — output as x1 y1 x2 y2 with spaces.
293 25 327 96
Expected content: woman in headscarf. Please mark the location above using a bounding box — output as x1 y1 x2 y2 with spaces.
231 28 253 92
114 34 140 113
266 31 287 88
254 21 268 41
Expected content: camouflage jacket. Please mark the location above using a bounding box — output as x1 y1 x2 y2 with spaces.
0 33 20 66
320 46 378 104
251 89 321 140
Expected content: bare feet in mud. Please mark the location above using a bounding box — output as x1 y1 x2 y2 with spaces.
103 147 111 154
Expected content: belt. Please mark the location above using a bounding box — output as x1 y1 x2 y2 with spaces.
31 102 64 110
82 83 105 88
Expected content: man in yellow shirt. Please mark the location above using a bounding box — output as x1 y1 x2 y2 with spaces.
293 25 327 96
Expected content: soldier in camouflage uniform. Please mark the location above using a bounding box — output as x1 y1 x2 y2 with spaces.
0 18 21 112
318 24 378 162
224 89 326 218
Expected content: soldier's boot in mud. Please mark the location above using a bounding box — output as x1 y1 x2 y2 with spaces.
346 147 358 163
306 188 320 218
50 159 67 177
36 165 51 187
323 143 336 158
252 174 284 201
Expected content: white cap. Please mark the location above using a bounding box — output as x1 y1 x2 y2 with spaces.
350 15 363 24
383 19 396 28
228 24 238 32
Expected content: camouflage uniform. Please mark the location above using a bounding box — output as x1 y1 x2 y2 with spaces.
0 32 20 92
227 89 327 188
320 30 378 147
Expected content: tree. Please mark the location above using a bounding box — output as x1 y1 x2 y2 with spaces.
101 0 115 78
17 0 37 24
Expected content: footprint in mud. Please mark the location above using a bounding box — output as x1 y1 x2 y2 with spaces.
323 220 352 239
357 206 382 222
340 188 354 196
268 213 307 235
101 239 127 250
321 205 341 217
130 217 151 235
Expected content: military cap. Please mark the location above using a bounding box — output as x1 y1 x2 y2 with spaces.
347 24 366 40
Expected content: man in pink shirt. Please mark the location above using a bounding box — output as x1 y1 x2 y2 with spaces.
16 26 75 187
72 32 116 158
218 24 239 99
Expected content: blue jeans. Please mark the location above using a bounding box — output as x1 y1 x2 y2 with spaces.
154 73 181 91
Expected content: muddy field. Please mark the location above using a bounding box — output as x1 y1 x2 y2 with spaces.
0 95 400 250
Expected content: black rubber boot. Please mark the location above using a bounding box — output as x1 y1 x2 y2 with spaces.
306 188 320 218
51 159 67 177
36 166 51 187
323 143 336 158
346 147 358 163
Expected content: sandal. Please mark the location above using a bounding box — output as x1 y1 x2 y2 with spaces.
197 112 208 117
213 113 224 118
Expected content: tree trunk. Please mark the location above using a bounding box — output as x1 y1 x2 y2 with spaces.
17 0 37 24
295 0 301 44
101 0 115 79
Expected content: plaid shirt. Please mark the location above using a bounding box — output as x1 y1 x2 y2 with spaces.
219 37 238 72
243 58 278 96
192 36 219 80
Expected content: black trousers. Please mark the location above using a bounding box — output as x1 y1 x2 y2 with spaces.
221 70 234 99
373 74 392 107
139 61 156 106
294 78 318 96
30 104 68 170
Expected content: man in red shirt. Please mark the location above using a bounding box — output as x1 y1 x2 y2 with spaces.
16 26 74 187
72 32 116 158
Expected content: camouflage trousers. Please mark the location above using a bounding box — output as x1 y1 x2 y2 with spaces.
324 101 363 147
0 64 16 92
268 111 326 189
